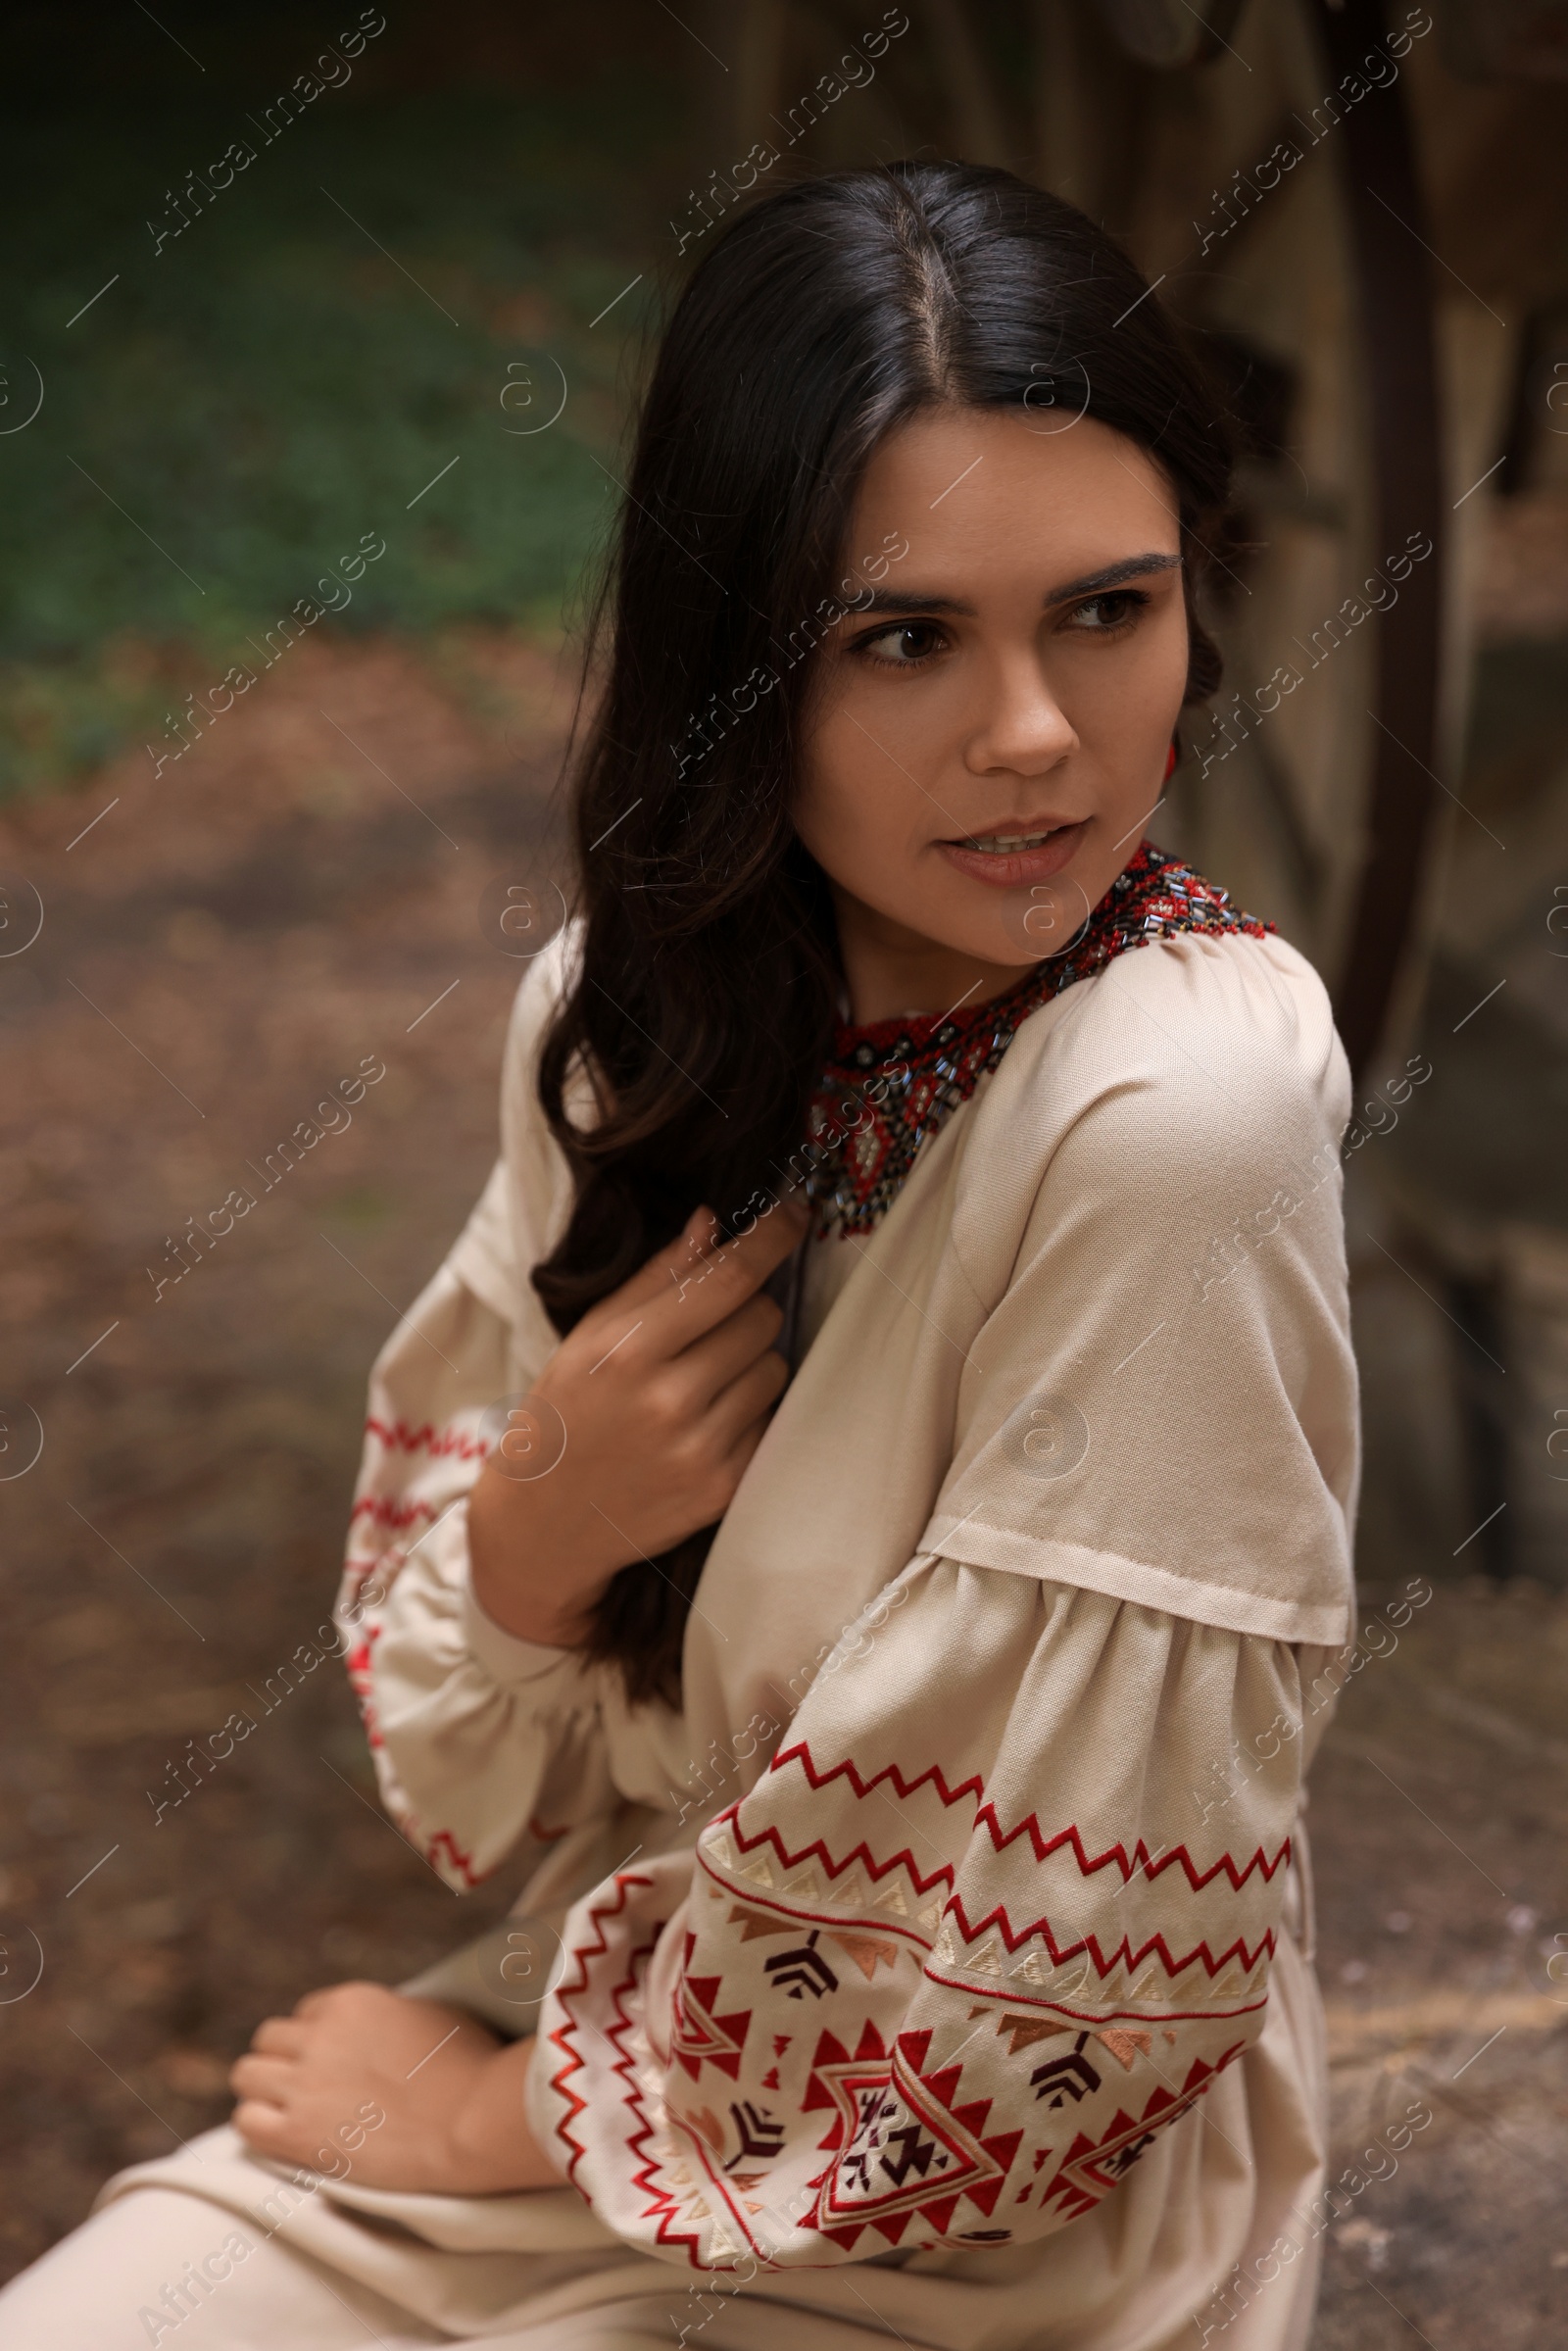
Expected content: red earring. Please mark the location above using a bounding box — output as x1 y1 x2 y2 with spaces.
1164 739 1179 781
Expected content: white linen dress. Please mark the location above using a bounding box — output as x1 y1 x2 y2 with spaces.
0 917 1359 2351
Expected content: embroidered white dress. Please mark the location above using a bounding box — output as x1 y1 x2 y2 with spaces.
2 923 1359 2351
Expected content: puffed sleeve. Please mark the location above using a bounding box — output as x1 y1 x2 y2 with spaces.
526 1558 1315 2269
334 934 620 1892
335 1230 613 1891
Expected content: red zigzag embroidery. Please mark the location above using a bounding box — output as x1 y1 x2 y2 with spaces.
349 1494 439 1529
765 1740 1291 1893
363 1415 488 1461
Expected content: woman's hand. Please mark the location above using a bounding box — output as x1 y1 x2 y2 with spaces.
467 1199 807 1646
230 1982 560 2196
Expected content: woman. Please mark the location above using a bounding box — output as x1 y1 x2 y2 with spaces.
2 162 1356 2350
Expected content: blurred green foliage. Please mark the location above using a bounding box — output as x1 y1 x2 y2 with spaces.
0 67 682 796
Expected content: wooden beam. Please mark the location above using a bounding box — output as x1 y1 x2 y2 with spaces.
1311 0 1447 1081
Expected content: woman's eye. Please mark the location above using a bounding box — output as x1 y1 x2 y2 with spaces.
859 621 944 666
1067 590 1146 632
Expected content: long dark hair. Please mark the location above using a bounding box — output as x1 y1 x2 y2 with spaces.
533 161 1232 1709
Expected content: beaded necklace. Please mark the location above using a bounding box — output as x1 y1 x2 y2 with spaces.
800 843 1273 1239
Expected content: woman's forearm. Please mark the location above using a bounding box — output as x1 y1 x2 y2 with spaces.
448 2033 562 2193
466 1461 599 1646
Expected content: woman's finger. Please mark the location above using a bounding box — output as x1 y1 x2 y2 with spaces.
699 1344 791 1455
710 1402 779 1492
293 1982 370 2020
630 1202 806 1360
250 2016 310 2058
590 1196 806 1343
229 2051 297 2104
599 1203 724 1312
667 1290 785 1409
231 2097 292 2149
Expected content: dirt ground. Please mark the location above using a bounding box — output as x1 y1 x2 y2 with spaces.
1 641 1564 2344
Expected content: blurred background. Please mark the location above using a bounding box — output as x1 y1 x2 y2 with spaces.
2 1 1566 2338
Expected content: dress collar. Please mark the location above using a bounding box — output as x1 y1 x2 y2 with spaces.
800 843 1273 1238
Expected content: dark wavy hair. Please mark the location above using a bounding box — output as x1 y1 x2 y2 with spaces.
532 160 1232 1708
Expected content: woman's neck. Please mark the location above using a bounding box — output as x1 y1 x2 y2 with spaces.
831 881 1033 1027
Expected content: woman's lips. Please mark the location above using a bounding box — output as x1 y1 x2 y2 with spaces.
935 817 1090 888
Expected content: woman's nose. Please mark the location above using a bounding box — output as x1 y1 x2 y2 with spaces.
962 658 1078 778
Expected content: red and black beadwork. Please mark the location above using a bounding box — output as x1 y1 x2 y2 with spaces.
803 844 1274 1239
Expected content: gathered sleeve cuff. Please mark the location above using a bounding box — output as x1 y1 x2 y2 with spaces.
458 1574 579 1689
526 1556 1308 2270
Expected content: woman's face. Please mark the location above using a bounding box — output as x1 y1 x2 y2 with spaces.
794 406 1191 1016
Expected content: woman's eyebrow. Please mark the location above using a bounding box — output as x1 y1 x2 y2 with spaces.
849 551 1182 622
1046 551 1182 602
853 590 976 617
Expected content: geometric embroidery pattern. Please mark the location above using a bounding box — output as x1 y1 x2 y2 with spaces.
1034 2042 1249 2223
801 2020 1024 2250
466 1617 1298 2280
711 1745 1287 2023
531 1690 1286 2279
671 1945 753 2082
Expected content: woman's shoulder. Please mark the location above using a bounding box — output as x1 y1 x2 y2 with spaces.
1089 922 1342 1095
501 916 584 1080
496 918 586 1238
991 924 1350 1199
